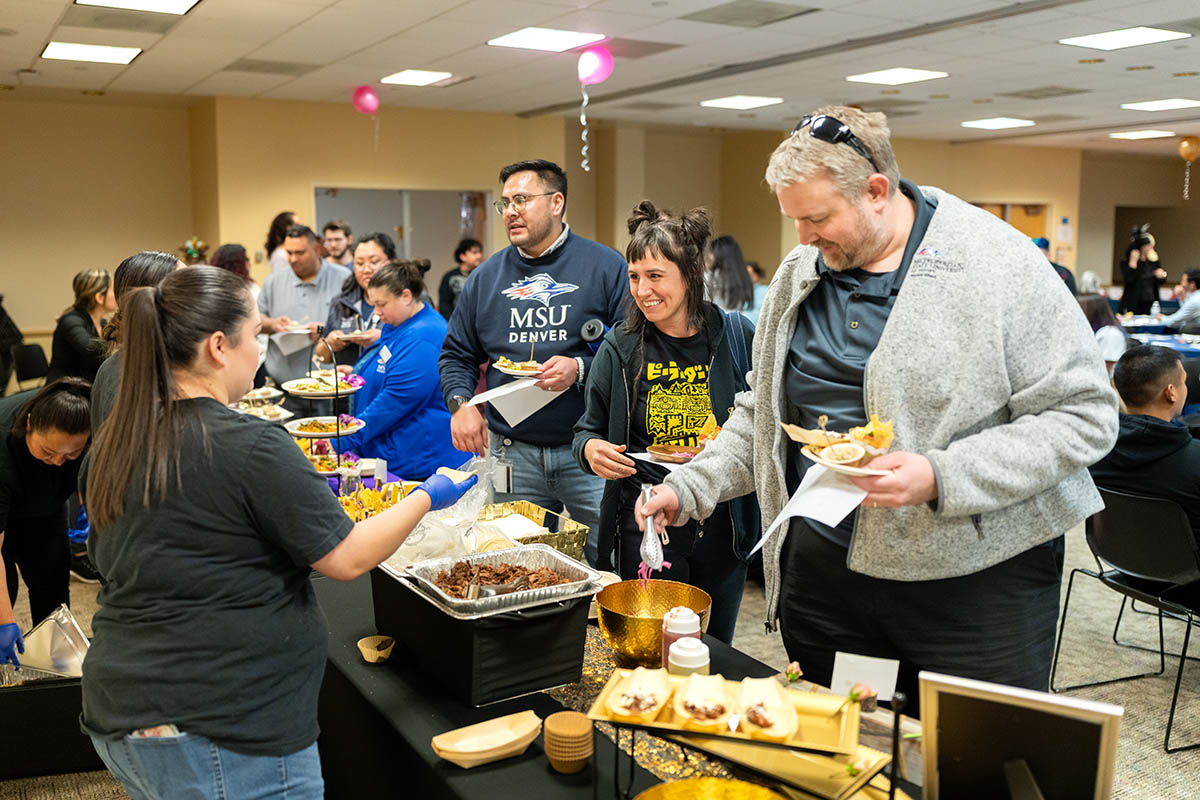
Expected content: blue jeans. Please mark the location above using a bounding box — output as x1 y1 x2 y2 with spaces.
491 437 604 565
89 731 323 800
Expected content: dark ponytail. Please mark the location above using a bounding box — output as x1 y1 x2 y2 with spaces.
623 200 711 335
12 378 91 439
368 258 431 300
87 267 254 529
103 250 179 350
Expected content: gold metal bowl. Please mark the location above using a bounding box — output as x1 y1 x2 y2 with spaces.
634 777 786 799
595 579 711 667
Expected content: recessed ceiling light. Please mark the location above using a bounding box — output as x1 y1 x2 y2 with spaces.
487 27 605 52
74 0 201 13
1059 26 1190 51
1108 129 1175 140
699 95 783 110
845 67 948 85
380 69 454 86
1121 97 1200 111
960 117 1035 130
41 41 140 64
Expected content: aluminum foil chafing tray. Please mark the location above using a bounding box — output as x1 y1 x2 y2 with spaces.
394 544 600 619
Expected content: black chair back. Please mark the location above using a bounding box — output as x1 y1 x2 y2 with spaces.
10 343 48 384
1183 358 1200 403
1089 488 1200 586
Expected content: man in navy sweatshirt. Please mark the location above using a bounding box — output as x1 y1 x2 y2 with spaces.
439 160 627 564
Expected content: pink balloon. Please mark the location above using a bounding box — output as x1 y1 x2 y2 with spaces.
577 46 613 86
352 85 379 115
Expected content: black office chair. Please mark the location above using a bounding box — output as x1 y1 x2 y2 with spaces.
10 343 48 390
1050 488 1200 752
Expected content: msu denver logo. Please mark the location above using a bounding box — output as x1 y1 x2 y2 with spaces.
501 274 578 307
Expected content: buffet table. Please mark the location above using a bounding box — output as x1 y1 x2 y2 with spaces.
313 574 920 800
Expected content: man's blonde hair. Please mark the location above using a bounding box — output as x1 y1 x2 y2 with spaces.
765 105 901 200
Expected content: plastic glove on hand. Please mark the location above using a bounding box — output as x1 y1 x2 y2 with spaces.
414 472 479 511
0 622 24 669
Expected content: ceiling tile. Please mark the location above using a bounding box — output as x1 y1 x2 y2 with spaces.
185 70 294 96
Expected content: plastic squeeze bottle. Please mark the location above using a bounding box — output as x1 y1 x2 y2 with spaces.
661 606 701 669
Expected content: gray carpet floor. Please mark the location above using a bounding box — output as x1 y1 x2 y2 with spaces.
3 523 1195 798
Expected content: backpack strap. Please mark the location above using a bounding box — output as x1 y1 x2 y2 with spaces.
724 310 750 391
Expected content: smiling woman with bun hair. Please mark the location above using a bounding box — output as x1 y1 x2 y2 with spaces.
572 200 759 644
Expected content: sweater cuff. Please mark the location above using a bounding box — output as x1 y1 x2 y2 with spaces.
927 453 946 514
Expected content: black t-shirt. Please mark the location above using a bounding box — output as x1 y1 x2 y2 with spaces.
0 390 82 530
629 326 712 482
80 398 354 756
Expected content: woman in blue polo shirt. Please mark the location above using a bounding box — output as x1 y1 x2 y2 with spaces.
340 259 468 480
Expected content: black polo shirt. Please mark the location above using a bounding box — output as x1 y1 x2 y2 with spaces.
785 180 937 548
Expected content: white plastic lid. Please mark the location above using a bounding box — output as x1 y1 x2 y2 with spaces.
663 606 701 635
668 637 710 669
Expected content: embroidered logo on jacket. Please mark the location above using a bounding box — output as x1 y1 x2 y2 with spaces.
501 273 579 306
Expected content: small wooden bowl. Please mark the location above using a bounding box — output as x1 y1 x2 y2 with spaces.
356 635 395 664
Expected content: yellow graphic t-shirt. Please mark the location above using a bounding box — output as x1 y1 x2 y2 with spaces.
631 327 711 451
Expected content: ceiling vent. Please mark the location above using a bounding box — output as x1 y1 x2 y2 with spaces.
223 59 319 77
996 85 1090 100
682 1 818 28
593 38 682 58
60 5 180 34
621 101 686 111
1158 16 1200 35
1028 113 1084 123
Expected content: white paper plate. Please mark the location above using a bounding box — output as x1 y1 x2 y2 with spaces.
800 445 891 477
281 378 363 399
241 386 283 402
286 416 365 439
494 364 543 377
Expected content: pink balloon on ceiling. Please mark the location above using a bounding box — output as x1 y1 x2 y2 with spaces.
577 46 614 86
352 85 379 115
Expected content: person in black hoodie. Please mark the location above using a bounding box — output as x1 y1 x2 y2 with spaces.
572 201 757 643
1089 345 1200 540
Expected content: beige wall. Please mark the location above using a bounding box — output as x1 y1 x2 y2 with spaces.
719 130 788 274
0 97 193 332
1112 205 1200 283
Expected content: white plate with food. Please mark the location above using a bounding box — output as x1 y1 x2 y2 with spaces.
286 416 365 439
238 403 294 422
280 377 364 398
800 444 890 477
241 386 283 402
493 356 542 377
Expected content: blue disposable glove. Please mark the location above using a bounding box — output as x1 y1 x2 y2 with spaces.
414 472 479 511
0 622 24 669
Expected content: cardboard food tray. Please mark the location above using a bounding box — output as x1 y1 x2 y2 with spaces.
401 544 599 618
477 500 588 562
587 669 860 756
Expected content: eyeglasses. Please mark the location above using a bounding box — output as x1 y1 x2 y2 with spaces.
493 192 554 215
790 114 881 174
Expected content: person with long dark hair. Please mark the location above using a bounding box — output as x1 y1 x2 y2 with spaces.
265 210 299 275
0 378 91 666
44 269 117 384
705 234 754 313
337 259 468 479
1078 293 1127 375
572 201 757 643
317 232 395 367
80 266 475 798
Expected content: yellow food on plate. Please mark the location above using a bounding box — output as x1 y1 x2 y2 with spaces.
495 355 542 372
849 414 894 451
737 677 799 742
339 482 416 521
607 667 671 724
673 673 733 732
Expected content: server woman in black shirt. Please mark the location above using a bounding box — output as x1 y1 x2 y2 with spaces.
45 269 117 384
81 266 475 798
0 378 91 667
573 201 757 643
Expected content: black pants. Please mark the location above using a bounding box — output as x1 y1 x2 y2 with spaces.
778 523 1064 718
616 482 747 644
3 508 71 625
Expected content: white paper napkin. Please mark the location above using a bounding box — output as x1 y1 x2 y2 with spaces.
748 464 867 556
628 452 681 473
466 378 565 427
271 329 313 357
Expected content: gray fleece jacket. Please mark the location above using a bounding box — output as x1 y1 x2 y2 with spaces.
664 186 1120 629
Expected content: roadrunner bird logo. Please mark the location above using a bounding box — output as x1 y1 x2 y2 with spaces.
501 274 579 307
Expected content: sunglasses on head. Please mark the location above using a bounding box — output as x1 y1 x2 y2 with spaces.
791 114 881 174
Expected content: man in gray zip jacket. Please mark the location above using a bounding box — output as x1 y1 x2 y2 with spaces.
638 105 1119 712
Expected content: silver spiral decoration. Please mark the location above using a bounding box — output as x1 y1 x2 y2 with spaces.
579 84 590 173
1186 162 1191 201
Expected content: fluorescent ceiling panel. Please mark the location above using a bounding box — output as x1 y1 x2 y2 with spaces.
1058 26 1190 51
1120 98 1200 112
700 95 783 110
74 0 201 13
960 117 1035 130
1108 130 1175 140
845 67 948 86
487 27 604 52
41 41 140 64
381 69 454 86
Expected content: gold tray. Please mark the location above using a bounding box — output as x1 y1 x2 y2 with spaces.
477 500 589 562
670 736 891 800
587 670 860 756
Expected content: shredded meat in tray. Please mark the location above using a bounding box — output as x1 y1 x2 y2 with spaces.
434 561 567 599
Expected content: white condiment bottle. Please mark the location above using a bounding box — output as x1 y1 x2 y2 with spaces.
661 606 701 669
668 637 710 676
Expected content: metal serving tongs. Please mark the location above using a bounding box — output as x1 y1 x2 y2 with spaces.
636 484 672 585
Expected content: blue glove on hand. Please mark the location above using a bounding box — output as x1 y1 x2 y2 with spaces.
0 622 24 669
414 472 479 511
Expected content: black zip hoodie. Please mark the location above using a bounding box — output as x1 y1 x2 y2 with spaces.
1089 413 1200 537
